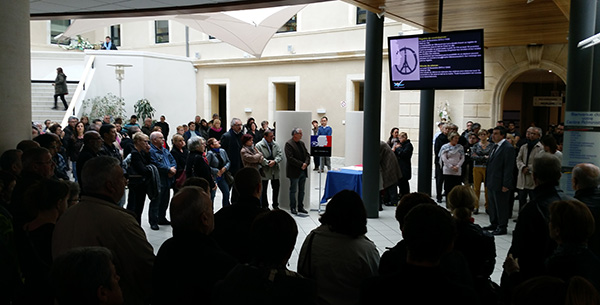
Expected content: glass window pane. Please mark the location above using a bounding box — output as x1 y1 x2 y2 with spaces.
50 20 71 45
155 20 169 44
357 7 367 25
277 15 297 33
111 25 121 46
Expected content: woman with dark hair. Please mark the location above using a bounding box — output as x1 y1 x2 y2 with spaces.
298 190 379 305
541 134 563 162
199 119 210 139
243 117 255 134
240 133 263 169
447 185 497 305
52 67 69 110
387 127 400 148
67 122 85 181
214 210 317 305
394 131 413 198
79 115 90 130
247 122 260 144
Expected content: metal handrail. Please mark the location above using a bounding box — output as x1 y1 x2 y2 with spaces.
60 55 96 127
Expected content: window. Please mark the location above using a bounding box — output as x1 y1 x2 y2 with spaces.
155 20 169 44
50 20 71 45
277 15 297 33
110 25 121 46
357 7 367 25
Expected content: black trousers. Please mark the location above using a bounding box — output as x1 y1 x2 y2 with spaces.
261 179 280 209
435 161 445 200
54 94 68 108
126 182 147 225
398 177 410 198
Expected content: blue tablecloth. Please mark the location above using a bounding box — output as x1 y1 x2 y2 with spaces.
320 168 363 203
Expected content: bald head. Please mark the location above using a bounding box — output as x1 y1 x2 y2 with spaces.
572 163 600 191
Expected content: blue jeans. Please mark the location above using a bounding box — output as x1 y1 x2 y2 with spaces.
72 161 78 181
289 172 306 209
211 178 231 207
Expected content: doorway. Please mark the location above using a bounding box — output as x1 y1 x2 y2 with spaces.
209 84 227 124
502 69 566 135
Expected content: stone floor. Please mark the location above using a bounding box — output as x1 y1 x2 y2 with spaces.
139 157 516 284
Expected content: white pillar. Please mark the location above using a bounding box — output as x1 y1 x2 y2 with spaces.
344 111 364 166
0 0 31 152
275 111 312 210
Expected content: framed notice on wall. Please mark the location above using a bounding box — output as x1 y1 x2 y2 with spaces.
311 135 332 157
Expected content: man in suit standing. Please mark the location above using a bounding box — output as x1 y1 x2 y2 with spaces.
484 126 515 235
285 128 310 215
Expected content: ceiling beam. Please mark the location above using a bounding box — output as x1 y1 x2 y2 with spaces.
552 0 570 20
30 0 323 20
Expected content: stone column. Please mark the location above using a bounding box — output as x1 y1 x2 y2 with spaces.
0 0 31 152
362 11 384 218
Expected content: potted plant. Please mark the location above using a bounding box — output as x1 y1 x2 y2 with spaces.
134 98 156 120
81 93 126 120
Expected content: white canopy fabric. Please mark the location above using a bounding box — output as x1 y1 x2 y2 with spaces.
56 5 306 58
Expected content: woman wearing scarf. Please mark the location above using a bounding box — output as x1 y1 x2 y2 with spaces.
439 132 464 202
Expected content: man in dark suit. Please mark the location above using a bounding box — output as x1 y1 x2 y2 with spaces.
285 128 310 215
484 126 515 235
220 118 243 203
101 36 118 50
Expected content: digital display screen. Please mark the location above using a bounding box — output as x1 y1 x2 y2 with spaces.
388 29 484 90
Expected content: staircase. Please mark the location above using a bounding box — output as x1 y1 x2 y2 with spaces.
31 82 78 124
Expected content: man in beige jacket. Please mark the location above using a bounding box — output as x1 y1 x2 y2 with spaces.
516 126 544 214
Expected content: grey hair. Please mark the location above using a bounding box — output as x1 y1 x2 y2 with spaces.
68 116 78 122
532 153 562 184
149 131 162 142
230 118 241 127
573 163 600 189
531 127 543 135
187 136 205 151
291 128 303 136
81 156 121 193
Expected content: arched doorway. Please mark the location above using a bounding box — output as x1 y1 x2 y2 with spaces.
501 69 566 135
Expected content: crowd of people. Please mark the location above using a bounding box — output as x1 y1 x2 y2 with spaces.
2 111 600 305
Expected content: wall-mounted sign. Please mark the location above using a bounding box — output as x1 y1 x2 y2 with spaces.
533 96 563 107
565 111 600 127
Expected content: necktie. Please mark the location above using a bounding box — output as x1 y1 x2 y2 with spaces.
490 144 499 157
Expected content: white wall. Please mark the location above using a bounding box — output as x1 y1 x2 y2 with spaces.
84 50 197 138
31 51 86 81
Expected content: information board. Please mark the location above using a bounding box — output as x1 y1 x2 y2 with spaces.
388 29 484 90
311 135 332 157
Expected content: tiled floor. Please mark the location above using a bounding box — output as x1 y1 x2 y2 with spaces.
139 158 517 284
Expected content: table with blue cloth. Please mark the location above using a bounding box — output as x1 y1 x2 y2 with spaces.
320 168 363 203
